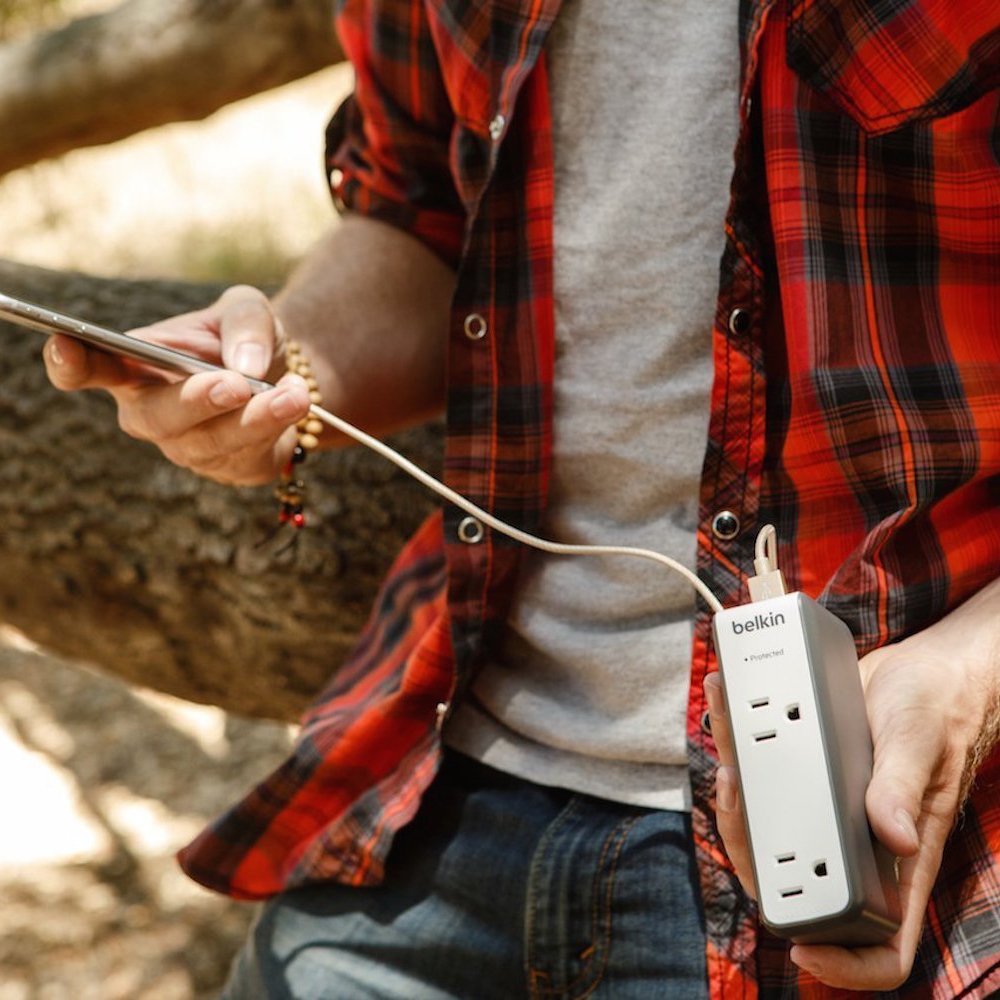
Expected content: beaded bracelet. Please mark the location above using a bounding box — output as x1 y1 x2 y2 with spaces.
275 340 323 528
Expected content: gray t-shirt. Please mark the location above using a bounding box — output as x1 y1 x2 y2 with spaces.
445 0 739 811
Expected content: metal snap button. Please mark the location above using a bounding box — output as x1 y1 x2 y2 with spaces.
329 167 345 212
435 701 450 731
728 308 751 335
488 113 506 141
463 313 487 340
457 516 485 544
711 510 740 541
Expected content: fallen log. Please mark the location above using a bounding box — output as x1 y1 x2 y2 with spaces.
0 0 343 175
0 259 441 720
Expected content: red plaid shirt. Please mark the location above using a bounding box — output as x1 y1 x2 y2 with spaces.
180 0 1000 995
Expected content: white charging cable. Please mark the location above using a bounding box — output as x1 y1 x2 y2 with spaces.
308 403 738 614
0 292 772 610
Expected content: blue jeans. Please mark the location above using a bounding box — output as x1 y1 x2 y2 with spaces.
222 750 709 999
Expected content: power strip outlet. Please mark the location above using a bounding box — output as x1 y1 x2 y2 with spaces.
712 592 901 945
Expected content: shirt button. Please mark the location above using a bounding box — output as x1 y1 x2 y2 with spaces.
463 312 488 340
435 701 450 731
728 308 751 335
457 516 485 544
711 510 740 541
701 709 713 735
329 167 346 212
488 113 506 141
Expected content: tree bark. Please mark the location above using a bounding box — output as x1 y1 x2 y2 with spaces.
0 0 344 176
0 260 441 720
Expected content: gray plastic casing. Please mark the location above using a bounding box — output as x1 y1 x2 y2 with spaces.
713 592 901 945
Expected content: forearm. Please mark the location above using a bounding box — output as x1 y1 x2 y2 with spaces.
272 213 456 444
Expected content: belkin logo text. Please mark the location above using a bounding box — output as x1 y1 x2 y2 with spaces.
732 611 786 634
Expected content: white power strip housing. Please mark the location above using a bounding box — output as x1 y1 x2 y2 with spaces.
713 592 900 944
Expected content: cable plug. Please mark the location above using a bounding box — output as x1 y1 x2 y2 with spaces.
748 524 787 602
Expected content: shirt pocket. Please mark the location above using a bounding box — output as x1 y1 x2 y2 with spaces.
785 0 1000 134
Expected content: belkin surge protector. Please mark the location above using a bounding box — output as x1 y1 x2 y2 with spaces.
712 592 901 945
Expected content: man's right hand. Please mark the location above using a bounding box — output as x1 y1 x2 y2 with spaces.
43 284 312 486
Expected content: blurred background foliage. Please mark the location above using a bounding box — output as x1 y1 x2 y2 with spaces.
0 0 66 39
1 0 350 285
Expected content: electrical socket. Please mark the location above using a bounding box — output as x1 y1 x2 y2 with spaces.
712 592 901 945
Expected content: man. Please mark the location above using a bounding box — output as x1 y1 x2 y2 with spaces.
44 0 1000 996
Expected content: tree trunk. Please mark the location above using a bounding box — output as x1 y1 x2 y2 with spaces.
0 0 344 176
0 260 441 720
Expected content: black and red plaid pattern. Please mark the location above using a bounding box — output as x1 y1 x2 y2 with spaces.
180 1 1000 996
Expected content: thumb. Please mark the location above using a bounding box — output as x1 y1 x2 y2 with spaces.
865 716 940 859
217 284 279 380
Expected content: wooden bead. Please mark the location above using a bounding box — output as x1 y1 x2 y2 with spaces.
277 341 322 527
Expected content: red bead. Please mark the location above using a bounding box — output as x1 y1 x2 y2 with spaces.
292 512 306 528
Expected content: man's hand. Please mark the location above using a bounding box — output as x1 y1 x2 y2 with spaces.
45 216 455 487
43 284 311 485
705 577 1000 991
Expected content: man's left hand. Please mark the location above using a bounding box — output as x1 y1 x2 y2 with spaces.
705 577 1000 991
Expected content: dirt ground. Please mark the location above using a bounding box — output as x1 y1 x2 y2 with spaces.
0 34 354 1000
0 630 294 998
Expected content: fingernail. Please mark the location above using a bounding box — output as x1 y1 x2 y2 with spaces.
270 389 303 421
789 947 820 975
209 381 239 408
717 767 738 812
895 808 918 845
48 341 64 365
233 343 266 378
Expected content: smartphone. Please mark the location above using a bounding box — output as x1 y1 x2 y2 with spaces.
0 291 276 393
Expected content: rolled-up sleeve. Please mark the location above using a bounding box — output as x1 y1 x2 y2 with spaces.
326 0 465 268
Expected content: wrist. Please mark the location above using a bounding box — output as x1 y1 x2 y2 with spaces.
961 688 1000 803
882 576 1000 799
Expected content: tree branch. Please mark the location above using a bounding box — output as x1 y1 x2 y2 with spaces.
0 260 441 720
0 0 344 176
